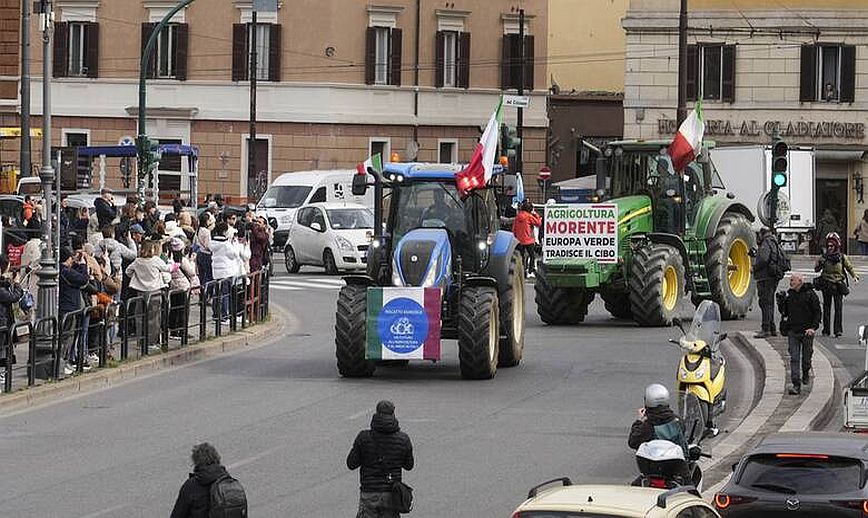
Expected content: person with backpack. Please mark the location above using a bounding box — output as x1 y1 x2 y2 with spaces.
627 384 688 458
753 227 788 338
347 400 415 518
171 442 247 518
814 232 861 337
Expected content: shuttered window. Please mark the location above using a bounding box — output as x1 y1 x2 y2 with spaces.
53 21 99 78
800 44 856 103
501 34 533 90
141 23 188 80
365 27 402 86
686 44 735 103
435 31 470 88
231 23 281 82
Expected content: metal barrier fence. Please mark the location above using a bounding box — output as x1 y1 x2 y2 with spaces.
0 269 270 394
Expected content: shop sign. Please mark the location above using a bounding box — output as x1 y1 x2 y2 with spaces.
657 119 865 140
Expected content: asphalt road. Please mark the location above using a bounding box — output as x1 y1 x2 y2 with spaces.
0 263 754 518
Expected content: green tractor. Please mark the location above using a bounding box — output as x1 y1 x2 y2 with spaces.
535 140 756 326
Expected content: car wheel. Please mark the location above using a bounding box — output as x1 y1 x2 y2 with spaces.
323 249 339 275
284 246 300 273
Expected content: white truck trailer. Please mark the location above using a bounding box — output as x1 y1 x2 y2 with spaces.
710 145 815 253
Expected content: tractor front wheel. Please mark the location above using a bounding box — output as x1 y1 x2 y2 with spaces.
706 213 756 320
458 285 500 380
335 284 374 377
600 285 632 320
534 269 594 325
498 251 525 367
629 244 685 327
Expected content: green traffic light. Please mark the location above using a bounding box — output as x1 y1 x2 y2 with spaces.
773 172 787 187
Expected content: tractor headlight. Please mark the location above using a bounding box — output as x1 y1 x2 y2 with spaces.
477 240 488 251
336 236 354 251
371 238 382 249
421 258 440 288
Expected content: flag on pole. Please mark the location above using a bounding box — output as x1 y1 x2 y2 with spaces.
512 172 526 207
366 288 442 360
357 153 383 176
667 101 705 172
456 97 504 197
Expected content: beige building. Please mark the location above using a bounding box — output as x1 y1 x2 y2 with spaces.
623 0 868 251
1 0 549 203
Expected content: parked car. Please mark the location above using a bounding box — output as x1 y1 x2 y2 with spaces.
283 202 373 274
512 479 719 517
715 432 868 517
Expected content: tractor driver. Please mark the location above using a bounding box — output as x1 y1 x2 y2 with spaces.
422 188 463 231
652 155 683 233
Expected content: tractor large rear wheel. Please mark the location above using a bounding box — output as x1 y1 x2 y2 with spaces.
600 285 632 320
629 244 685 326
335 284 374 377
498 252 525 367
534 269 594 325
706 213 756 320
458 286 500 380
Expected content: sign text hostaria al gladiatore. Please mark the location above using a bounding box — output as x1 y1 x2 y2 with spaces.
543 204 618 264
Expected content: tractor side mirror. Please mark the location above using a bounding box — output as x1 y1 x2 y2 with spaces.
352 174 368 196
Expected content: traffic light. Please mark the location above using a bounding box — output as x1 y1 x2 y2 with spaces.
500 124 520 172
771 138 788 189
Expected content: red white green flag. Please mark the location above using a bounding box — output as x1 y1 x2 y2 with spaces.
456 97 504 197
357 153 383 176
366 288 442 360
667 101 705 172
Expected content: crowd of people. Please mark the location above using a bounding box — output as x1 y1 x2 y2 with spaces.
1 189 273 376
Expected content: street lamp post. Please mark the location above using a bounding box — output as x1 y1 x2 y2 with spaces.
37 0 57 321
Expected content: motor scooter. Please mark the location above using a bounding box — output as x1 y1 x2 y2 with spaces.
632 405 712 491
671 300 727 435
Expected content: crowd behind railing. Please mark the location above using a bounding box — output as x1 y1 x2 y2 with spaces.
0 191 273 393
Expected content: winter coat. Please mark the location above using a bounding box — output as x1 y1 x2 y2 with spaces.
628 406 688 455
512 210 541 246
779 284 822 334
815 253 858 285
248 226 270 273
170 257 197 291
210 236 240 280
0 278 23 330
194 227 212 254
98 238 137 278
125 257 171 293
753 234 780 281
347 412 414 492
93 197 117 228
169 463 229 518
236 241 251 277
59 263 90 314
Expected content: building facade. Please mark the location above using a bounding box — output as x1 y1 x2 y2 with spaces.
624 0 868 250
1 0 549 203
546 0 626 183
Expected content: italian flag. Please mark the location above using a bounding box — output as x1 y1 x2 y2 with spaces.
456 97 504 196
357 153 383 176
366 288 442 360
667 102 705 172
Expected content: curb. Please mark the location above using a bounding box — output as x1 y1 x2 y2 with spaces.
703 332 837 498
0 306 290 416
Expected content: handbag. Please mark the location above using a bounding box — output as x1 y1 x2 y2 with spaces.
372 433 414 513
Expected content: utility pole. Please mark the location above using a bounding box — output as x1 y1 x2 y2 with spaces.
36 0 57 321
248 8 257 202
20 0 31 177
676 0 688 126
516 8 525 178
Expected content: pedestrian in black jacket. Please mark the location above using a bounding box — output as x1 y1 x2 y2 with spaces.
753 227 784 337
347 400 414 518
778 273 822 395
171 443 231 518
93 188 118 229
0 255 23 371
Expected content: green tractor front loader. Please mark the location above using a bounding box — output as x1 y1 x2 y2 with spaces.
535 141 756 327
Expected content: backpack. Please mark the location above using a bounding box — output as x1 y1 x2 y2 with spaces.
653 420 689 458
209 474 248 518
767 239 791 280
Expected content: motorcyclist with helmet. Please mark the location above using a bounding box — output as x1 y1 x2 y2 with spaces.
628 384 688 457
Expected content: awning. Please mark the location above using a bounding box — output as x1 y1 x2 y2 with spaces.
815 150 867 161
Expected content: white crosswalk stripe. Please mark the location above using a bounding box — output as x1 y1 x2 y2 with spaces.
269 277 346 291
786 267 868 277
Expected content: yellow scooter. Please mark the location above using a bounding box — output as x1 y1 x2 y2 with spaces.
672 300 727 435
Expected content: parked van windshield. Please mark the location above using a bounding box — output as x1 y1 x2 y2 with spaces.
259 185 312 208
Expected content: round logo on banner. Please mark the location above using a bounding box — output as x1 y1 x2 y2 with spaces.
377 297 428 355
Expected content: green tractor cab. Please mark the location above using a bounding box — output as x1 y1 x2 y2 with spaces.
536 140 755 327
336 163 525 379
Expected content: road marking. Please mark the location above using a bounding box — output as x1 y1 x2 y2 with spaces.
272 280 344 290
834 343 865 350
270 284 304 291
228 444 287 470
270 278 346 291
348 407 374 420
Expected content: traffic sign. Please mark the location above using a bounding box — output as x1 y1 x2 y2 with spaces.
538 166 551 181
503 95 530 109
118 135 136 146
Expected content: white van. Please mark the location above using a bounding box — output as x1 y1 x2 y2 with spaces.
257 170 372 244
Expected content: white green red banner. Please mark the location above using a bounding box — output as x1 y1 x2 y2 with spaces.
366 288 442 360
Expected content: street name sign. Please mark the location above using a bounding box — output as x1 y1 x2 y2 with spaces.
503 95 530 109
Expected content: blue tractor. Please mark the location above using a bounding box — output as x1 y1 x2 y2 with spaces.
335 163 525 379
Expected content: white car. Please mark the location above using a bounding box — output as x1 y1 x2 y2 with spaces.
283 202 373 274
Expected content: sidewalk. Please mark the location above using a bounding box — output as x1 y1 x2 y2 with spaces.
701 331 836 497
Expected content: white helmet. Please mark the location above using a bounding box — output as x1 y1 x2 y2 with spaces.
644 383 671 409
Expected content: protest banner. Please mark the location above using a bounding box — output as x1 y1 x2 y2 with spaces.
366 287 441 360
542 204 618 264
